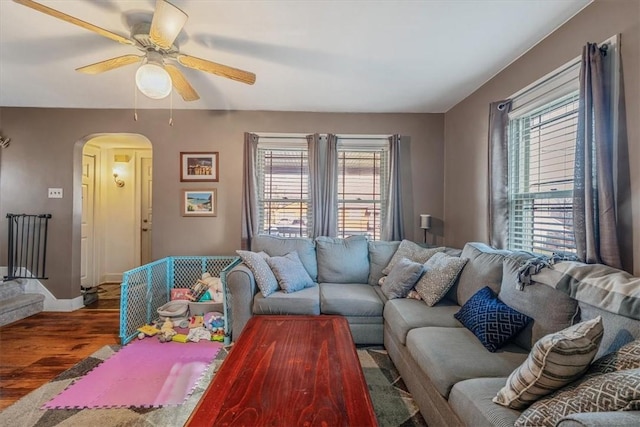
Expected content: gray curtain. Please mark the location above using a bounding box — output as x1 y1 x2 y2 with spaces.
573 43 621 268
382 135 404 241
308 133 337 237
241 132 259 250
488 100 512 248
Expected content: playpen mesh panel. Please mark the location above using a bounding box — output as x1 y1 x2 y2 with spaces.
120 256 239 344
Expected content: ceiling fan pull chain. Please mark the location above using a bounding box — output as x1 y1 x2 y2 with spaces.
134 80 138 122
169 90 174 126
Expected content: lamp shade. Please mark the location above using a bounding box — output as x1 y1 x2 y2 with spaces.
420 214 431 230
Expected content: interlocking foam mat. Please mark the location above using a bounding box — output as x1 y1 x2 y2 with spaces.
43 338 222 409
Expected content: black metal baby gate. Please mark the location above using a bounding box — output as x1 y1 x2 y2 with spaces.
5 213 52 280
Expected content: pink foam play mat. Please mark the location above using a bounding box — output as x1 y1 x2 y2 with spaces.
44 338 222 409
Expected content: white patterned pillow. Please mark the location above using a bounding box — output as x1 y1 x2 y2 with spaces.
382 240 444 275
266 251 314 293
515 368 640 427
493 316 604 409
415 252 468 306
236 250 279 297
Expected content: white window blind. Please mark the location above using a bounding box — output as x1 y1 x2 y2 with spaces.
257 139 311 237
337 138 389 240
508 91 579 255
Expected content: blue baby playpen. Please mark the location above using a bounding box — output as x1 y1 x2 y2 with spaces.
119 256 240 345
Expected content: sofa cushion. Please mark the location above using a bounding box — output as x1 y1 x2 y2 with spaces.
382 240 443 275
449 378 521 427
319 283 383 317
252 235 318 281
406 326 529 398
499 257 579 350
381 257 424 299
493 316 604 410
383 298 462 345
368 240 400 285
253 286 320 315
415 252 468 306
454 286 532 352
236 250 279 297
515 368 640 427
578 300 640 359
316 236 370 283
266 251 314 293
448 242 518 305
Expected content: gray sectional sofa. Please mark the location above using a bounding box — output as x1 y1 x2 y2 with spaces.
226 236 640 426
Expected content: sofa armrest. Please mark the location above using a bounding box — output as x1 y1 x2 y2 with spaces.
226 263 259 342
556 411 640 426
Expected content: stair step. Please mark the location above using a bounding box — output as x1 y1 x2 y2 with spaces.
0 281 23 299
0 293 45 327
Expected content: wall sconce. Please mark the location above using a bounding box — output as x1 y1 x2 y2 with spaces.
420 214 431 243
113 168 125 188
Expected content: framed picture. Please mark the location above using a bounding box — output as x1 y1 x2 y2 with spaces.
181 189 217 217
180 152 219 182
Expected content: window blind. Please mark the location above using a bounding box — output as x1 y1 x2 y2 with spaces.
337 139 389 240
508 92 579 255
257 143 312 238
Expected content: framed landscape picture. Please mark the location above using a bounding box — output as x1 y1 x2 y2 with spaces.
181 189 217 217
180 152 219 182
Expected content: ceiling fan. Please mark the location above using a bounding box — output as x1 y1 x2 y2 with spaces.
13 0 256 102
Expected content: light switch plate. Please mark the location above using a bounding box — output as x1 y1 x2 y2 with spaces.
48 188 63 198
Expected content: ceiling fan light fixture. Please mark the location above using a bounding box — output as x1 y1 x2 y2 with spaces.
135 54 172 99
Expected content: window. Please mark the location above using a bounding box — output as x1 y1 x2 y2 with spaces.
337 138 389 240
257 139 311 237
508 93 579 255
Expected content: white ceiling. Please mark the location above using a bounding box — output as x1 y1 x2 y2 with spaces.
0 0 591 113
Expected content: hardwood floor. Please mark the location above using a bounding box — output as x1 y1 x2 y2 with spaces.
0 309 120 410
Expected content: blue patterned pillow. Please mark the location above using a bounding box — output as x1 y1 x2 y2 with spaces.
455 286 532 352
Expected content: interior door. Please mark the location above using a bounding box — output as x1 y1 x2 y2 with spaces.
81 149 97 287
140 156 153 265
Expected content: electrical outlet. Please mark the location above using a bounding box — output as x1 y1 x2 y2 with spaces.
48 188 63 198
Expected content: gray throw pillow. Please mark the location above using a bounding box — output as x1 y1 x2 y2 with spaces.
415 252 468 306
252 235 318 281
266 251 314 293
316 236 369 283
381 257 425 299
236 250 279 297
382 240 444 275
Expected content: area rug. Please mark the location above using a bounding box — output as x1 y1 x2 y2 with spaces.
44 338 222 409
0 346 426 427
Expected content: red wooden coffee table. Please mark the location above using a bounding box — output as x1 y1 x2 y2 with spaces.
186 315 378 427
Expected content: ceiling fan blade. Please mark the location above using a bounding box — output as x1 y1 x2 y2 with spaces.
13 0 134 46
177 54 256 85
76 54 142 75
165 64 200 101
150 0 188 50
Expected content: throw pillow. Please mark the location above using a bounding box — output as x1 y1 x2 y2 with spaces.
415 252 468 306
368 240 401 285
316 236 369 283
381 240 444 275
589 338 640 374
454 286 532 353
236 250 279 297
252 235 318 281
381 257 425 299
265 251 314 293
515 368 640 427
493 316 604 410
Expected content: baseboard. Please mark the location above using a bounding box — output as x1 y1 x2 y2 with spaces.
102 273 123 283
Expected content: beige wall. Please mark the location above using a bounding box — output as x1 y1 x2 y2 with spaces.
0 109 444 298
444 0 640 273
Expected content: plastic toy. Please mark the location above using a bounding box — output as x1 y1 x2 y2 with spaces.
137 324 160 337
188 315 204 329
172 333 189 343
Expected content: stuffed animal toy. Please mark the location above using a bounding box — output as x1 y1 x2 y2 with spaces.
158 317 177 343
